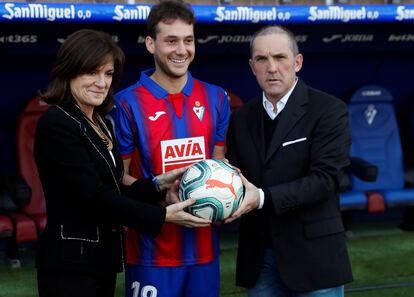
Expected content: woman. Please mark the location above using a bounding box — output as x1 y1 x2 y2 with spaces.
34 29 210 297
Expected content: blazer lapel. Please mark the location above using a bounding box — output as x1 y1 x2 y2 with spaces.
247 96 266 163
65 104 119 173
265 80 308 162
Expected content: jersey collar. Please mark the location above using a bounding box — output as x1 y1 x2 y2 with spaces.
140 68 194 99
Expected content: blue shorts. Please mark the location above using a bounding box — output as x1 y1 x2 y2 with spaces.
125 258 220 297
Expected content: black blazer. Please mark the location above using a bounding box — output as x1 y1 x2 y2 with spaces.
34 103 166 274
226 80 353 292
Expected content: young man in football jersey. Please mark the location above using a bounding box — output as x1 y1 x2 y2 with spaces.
112 1 230 296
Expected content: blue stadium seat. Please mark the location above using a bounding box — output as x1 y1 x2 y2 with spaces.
398 104 414 230
340 191 368 210
347 85 414 207
339 157 378 211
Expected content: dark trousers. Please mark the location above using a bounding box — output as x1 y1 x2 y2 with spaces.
37 269 117 297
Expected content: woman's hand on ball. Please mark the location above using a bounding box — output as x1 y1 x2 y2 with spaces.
156 167 188 191
165 198 211 228
164 180 180 205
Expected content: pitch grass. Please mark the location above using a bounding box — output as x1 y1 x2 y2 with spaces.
1 228 414 297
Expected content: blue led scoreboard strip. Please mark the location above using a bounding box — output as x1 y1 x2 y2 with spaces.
1 3 414 24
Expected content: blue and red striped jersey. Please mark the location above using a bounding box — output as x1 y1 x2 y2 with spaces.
113 69 230 266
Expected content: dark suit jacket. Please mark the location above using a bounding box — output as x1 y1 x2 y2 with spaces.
34 103 166 274
226 79 353 292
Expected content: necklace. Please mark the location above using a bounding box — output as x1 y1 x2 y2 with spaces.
74 104 113 151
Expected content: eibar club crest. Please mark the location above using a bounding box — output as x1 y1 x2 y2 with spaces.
193 100 205 121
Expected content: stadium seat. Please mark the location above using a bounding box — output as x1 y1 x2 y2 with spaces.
405 103 414 186
0 97 48 267
339 157 378 211
226 90 244 112
347 85 414 208
0 216 17 268
0 215 13 238
16 97 49 232
3 96 49 244
398 103 414 231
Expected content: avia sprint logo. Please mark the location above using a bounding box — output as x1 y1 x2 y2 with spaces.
160 137 205 173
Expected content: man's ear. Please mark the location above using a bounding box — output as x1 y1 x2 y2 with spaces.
294 53 303 73
145 36 155 54
249 59 256 76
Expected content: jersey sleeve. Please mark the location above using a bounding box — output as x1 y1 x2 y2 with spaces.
112 97 136 159
215 88 231 146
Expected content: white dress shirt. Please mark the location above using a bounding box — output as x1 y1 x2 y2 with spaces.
262 77 298 120
258 78 298 209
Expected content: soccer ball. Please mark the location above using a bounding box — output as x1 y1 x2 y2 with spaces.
179 159 244 222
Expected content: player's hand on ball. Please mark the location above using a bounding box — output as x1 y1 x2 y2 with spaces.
156 167 188 191
225 174 260 223
165 198 212 228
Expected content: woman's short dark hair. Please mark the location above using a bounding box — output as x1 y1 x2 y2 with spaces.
147 0 195 39
41 29 125 114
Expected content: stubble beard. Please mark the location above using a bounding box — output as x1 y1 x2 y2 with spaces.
154 55 189 80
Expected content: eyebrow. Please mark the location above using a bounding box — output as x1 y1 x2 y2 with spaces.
164 34 194 39
253 52 287 59
253 54 266 60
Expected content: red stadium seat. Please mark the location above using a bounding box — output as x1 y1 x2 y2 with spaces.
1 96 48 267
226 90 244 112
9 212 38 243
0 215 18 268
0 215 13 238
16 97 49 233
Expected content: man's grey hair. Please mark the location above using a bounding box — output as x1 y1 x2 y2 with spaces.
249 25 299 57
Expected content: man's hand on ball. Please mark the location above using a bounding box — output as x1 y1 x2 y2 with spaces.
221 159 241 174
225 174 260 223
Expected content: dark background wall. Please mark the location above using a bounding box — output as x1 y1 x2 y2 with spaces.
1 21 414 174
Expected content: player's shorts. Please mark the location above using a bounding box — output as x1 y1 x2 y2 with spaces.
124 257 219 297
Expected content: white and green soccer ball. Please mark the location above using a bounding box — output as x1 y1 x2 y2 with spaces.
179 159 244 222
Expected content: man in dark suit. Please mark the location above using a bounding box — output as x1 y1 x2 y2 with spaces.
225 25 353 297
